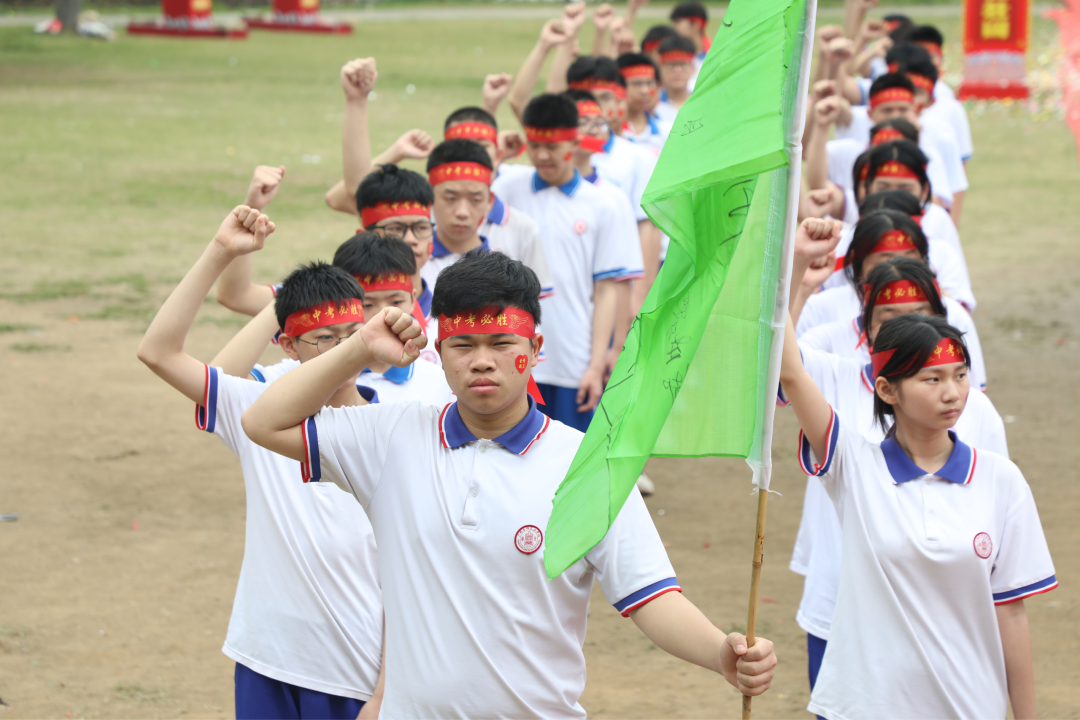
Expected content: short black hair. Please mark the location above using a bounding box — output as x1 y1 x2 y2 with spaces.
563 88 599 105
870 117 919 145
886 15 915 42
333 231 416 279
853 148 872 193
871 314 970 431
444 106 498 132
567 55 626 88
906 25 944 48
275 261 365 333
617 52 660 81
868 72 916 99
355 164 434 221
858 189 924 218
670 2 707 22
885 43 939 83
658 34 697 57
846 209 929 287
860 256 946 345
431 249 541 326
642 24 677 50
864 140 932 199
523 93 578 131
426 139 494 173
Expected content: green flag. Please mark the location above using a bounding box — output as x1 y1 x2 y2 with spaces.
543 0 816 579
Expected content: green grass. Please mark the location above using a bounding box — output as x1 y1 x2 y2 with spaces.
11 343 73 352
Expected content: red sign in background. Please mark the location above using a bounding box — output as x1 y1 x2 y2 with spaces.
959 0 1031 99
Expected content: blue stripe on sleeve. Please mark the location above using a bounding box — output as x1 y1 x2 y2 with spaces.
614 577 681 616
993 575 1058 604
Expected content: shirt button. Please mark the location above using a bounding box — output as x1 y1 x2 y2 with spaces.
478 445 487 454
471 488 479 497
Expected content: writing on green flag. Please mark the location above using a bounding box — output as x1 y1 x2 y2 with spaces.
544 0 813 579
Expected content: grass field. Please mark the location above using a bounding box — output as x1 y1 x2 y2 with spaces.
1 6 1080 719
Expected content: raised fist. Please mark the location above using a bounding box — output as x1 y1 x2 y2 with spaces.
498 130 525 160
817 24 844 47
795 217 843 262
810 79 837 106
482 73 513 105
814 96 842 128
827 37 855 63
214 205 276 258
539 19 572 48
562 2 587 34
245 165 286 211
391 129 434 161
353 306 427 368
341 57 377 101
592 3 615 32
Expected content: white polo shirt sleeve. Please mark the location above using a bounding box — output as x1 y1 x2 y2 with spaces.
592 193 637 283
196 364 264 452
988 460 1057 604
606 185 646 282
795 405 847 498
305 401 421 506
584 488 681 616
511 211 556 298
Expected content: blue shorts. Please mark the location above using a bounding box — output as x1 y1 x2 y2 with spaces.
807 633 827 720
536 382 594 432
235 663 366 720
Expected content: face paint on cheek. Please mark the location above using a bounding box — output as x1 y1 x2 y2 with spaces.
649 88 656 96
564 152 572 162
516 355 528 374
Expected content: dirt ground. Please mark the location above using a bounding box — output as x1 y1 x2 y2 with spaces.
2 18 1080 720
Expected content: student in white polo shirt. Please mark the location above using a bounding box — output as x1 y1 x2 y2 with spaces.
137 206 383 718
906 25 975 164
616 53 671 156
242 251 779 719
654 35 697 125
669 2 711 92
421 138 554 300
492 94 639 431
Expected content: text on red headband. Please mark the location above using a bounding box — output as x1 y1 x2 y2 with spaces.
354 272 414 294
869 87 914 109
524 126 578 143
874 160 921 180
872 337 965 378
871 127 906 145
444 122 498 142
906 73 935 97
568 79 621 93
619 65 656 80
360 201 432 229
283 299 365 338
660 50 696 64
428 161 493 187
864 279 929 306
437 306 535 342
576 100 602 117
868 229 917 255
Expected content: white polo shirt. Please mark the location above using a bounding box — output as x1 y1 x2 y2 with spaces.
824 211 967 283
925 82 974 161
654 90 681 125
590 134 657 222
624 112 670 157
826 137 954 204
257 357 452 405
492 169 637 388
787 348 1007 641
303 398 680 719
195 365 382 700
801 408 1055 720
586 170 646 282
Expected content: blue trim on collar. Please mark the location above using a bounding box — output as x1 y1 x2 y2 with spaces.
880 431 974 484
644 111 660 135
659 87 669 103
531 168 582 197
486 194 509 226
431 232 490 259
418 279 432 318
356 384 380 404
583 170 599 184
360 363 414 385
440 396 550 455
602 133 616 154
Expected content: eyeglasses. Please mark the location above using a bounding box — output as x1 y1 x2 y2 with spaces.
294 331 358 355
372 221 433 240
577 116 608 134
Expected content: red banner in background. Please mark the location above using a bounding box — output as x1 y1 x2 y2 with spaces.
959 0 1031 99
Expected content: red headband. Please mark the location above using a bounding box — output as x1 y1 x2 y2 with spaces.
916 40 943 59
437 306 535 342
883 19 902 32
569 79 622 94
619 64 656 80
872 336 964 378
578 134 607 153
445 122 498 143
524 126 578 143
869 87 914 109
576 100 602 117
360 201 431 228
864 279 929 307
283 299 364 338
660 50 696 64
614 85 627 100
354 272 413 294
871 127 906 145
428 161 493 187
643 39 662 53
907 72 935 99
874 160 921 180
686 16 707 29
869 229 918 255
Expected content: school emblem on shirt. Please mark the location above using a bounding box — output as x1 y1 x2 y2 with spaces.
573 219 588 235
515 525 543 554
973 532 993 559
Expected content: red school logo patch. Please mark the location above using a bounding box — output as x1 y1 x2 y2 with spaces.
573 219 588 235
973 532 993 559
515 525 543 554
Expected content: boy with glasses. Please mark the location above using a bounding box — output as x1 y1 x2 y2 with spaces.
616 53 670 156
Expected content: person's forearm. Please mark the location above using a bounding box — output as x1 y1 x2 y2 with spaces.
590 27 608 58
837 63 863 105
546 40 576 94
510 39 555 121
209 303 279 379
217 253 275 316
844 0 865 39
950 190 965 226
998 601 1037 720
780 315 832 459
325 180 358 215
613 282 631 353
629 592 725 674
852 48 875 78
342 97 372 202
805 124 830 191
590 280 618 372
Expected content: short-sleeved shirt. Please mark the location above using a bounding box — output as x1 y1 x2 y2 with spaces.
492 169 638 387
926 82 974 161
590 134 657 223
802 408 1055 720
826 137 954 204
257 358 453 406
586 170 646 282
654 92 681 125
303 398 679 718
787 349 1007 640
624 112 670 157
196 365 383 700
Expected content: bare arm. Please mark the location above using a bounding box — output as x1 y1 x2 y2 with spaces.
356 627 386 720
629 592 776 696
949 190 965 226
589 3 614 59
576 279 617 412
632 220 661 315
806 97 840 191
137 207 275 404
340 58 379 210
509 20 570 122
219 166 287 315
209 303 280 379
998 600 1036 720
546 3 586 94
327 129 435 219
481 73 513 117
241 307 426 461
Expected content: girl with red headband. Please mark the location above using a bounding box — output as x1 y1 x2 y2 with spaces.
779 290 1053 718
782 222 1022 717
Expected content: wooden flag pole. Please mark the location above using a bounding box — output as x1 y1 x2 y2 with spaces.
741 487 770 719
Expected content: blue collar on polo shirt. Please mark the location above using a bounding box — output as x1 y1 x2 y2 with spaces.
659 87 669 104
431 231 490 259
356 384 380 404
643 111 660 135
361 363 414 384
880 431 976 485
531 168 582 197
417 278 432 318
439 396 551 455
583 169 599 184
602 133 616 154
486 194 509 226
